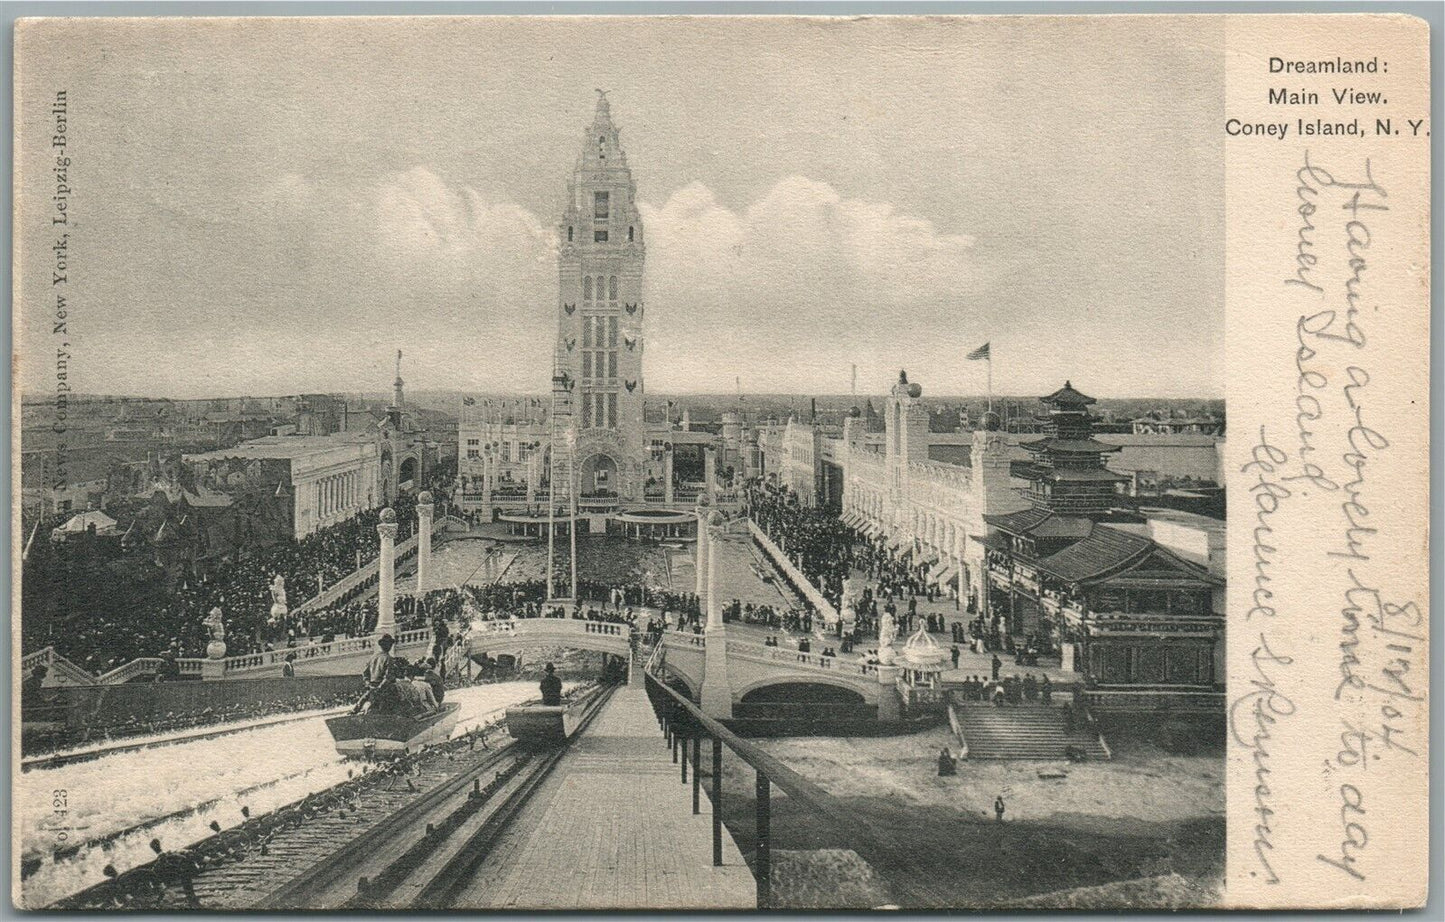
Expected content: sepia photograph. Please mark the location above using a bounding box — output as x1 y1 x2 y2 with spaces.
11 12 1432 912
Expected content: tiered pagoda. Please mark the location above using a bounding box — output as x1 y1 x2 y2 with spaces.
1018 381 1127 515
978 382 1223 706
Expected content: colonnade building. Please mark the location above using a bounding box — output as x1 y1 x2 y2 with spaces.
761 372 1226 701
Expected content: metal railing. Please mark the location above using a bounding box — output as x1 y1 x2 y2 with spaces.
642 667 952 909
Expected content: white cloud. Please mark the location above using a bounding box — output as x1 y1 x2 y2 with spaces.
638 176 987 391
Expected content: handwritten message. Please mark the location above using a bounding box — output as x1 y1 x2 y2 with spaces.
1230 147 1425 895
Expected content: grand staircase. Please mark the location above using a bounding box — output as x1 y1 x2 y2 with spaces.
953 704 1111 761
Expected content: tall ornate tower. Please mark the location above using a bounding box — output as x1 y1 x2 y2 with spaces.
555 92 647 502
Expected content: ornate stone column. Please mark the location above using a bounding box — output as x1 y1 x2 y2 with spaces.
481 449 495 519
700 510 733 718
707 514 724 631
694 497 710 610
704 446 717 501
376 508 399 637
876 662 902 722
663 446 674 504
416 491 434 593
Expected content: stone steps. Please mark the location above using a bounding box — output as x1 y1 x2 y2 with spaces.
955 705 1110 760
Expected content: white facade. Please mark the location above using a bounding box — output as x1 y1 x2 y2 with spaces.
186 434 380 538
838 381 1028 609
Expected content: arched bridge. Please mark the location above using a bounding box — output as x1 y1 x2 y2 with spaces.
461 618 634 659
656 632 885 708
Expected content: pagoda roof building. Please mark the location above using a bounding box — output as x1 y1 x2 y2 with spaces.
1004 380 1129 516
976 381 1225 705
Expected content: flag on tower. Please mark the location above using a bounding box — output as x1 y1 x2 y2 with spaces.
968 342 994 412
462 397 476 406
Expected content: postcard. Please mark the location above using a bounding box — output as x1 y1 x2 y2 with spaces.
11 13 1432 910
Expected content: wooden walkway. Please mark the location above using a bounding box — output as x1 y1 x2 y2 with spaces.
455 685 756 909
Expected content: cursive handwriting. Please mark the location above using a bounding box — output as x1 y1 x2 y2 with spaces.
1230 632 1295 884
1317 784 1368 881
1241 427 1291 620
1278 152 1419 889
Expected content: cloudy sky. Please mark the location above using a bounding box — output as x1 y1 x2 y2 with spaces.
18 16 1224 399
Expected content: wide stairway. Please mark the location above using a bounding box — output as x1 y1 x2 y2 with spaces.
954 704 1110 761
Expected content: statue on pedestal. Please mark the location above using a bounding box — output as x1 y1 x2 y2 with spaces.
204 607 227 660
877 610 898 665
269 574 288 622
842 575 864 625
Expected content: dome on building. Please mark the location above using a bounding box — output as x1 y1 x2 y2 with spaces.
901 624 948 670
417 490 434 504
981 410 1002 431
907 383 923 399
380 507 397 524
849 406 862 418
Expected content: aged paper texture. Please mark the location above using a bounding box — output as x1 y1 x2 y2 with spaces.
1222 14 1430 909
11 13 1431 911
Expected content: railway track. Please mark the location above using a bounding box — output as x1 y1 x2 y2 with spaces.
280 681 614 910
45 683 614 911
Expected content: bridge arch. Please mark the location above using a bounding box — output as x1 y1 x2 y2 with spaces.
661 670 698 700
733 674 873 702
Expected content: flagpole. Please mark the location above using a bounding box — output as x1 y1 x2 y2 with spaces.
987 351 993 415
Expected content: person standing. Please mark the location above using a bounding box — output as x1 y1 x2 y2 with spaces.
937 747 957 777
540 662 563 706
991 653 1002 681
950 644 960 670
994 795 1006 823
21 664 48 711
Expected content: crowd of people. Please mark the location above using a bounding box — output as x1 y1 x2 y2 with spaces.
24 491 437 672
954 671 1054 706
954 612 1056 660
725 599 815 635
851 530 956 612
746 481 854 610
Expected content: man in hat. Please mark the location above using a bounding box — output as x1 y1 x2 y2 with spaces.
22 663 48 712
354 633 401 713
540 662 563 706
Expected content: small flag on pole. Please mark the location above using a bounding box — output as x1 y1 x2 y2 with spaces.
966 342 991 361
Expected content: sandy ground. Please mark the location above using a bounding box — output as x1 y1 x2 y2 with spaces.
757 725 1224 832
709 724 1224 908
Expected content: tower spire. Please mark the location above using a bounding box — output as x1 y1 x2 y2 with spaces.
392 349 405 408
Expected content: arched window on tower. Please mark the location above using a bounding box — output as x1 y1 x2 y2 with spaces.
596 276 605 298
568 226 574 242
628 226 634 242
608 276 618 301
583 276 592 301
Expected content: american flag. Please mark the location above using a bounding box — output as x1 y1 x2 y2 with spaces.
966 342 990 361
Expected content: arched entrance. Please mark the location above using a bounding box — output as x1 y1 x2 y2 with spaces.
734 681 875 726
399 456 419 491
579 453 620 498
